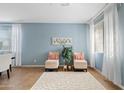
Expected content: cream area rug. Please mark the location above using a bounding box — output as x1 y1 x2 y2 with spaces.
31 72 105 90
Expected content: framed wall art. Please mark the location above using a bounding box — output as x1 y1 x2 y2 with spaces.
52 37 72 45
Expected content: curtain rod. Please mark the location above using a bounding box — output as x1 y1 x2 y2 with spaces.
87 3 113 24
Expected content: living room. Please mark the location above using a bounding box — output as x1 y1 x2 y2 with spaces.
0 0 124 92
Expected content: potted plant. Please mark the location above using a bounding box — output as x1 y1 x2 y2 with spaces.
62 46 73 70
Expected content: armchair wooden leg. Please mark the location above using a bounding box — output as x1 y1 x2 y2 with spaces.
10 64 12 72
56 69 58 72
45 69 48 72
7 69 10 79
0 72 1 76
85 69 87 72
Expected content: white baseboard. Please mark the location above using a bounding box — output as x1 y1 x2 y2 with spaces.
118 84 124 89
14 65 45 67
13 65 64 68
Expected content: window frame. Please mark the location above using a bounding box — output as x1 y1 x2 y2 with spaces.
94 20 104 53
0 24 12 52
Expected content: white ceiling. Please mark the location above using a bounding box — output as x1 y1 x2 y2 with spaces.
0 3 106 23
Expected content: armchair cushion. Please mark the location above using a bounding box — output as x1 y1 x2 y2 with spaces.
74 52 84 60
45 60 59 69
48 52 59 60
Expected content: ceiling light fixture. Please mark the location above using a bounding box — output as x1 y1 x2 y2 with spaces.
60 3 70 6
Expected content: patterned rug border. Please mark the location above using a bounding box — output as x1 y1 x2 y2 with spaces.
31 72 106 90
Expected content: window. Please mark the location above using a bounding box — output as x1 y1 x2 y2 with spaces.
0 24 12 52
94 20 104 52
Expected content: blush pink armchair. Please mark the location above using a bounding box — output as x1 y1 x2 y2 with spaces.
45 52 59 71
73 52 87 71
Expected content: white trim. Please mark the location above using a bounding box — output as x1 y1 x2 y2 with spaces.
118 85 124 90
13 65 65 68
14 65 44 67
22 65 44 67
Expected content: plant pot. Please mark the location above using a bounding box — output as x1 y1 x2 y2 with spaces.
68 66 71 70
67 65 72 71
63 65 67 71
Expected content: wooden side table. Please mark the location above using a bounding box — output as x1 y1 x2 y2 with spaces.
63 65 73 71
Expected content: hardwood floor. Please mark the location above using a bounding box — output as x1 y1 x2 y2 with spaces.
0 67 122 90
0 67 43 90
88 67 121 90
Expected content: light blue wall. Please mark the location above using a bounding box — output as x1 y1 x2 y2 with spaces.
118 4 124 86
21 23 88 65
95 53 103 71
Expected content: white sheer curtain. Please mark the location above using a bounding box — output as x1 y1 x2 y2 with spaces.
88 21 95 67
102 4 122 85
11 24 22 66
